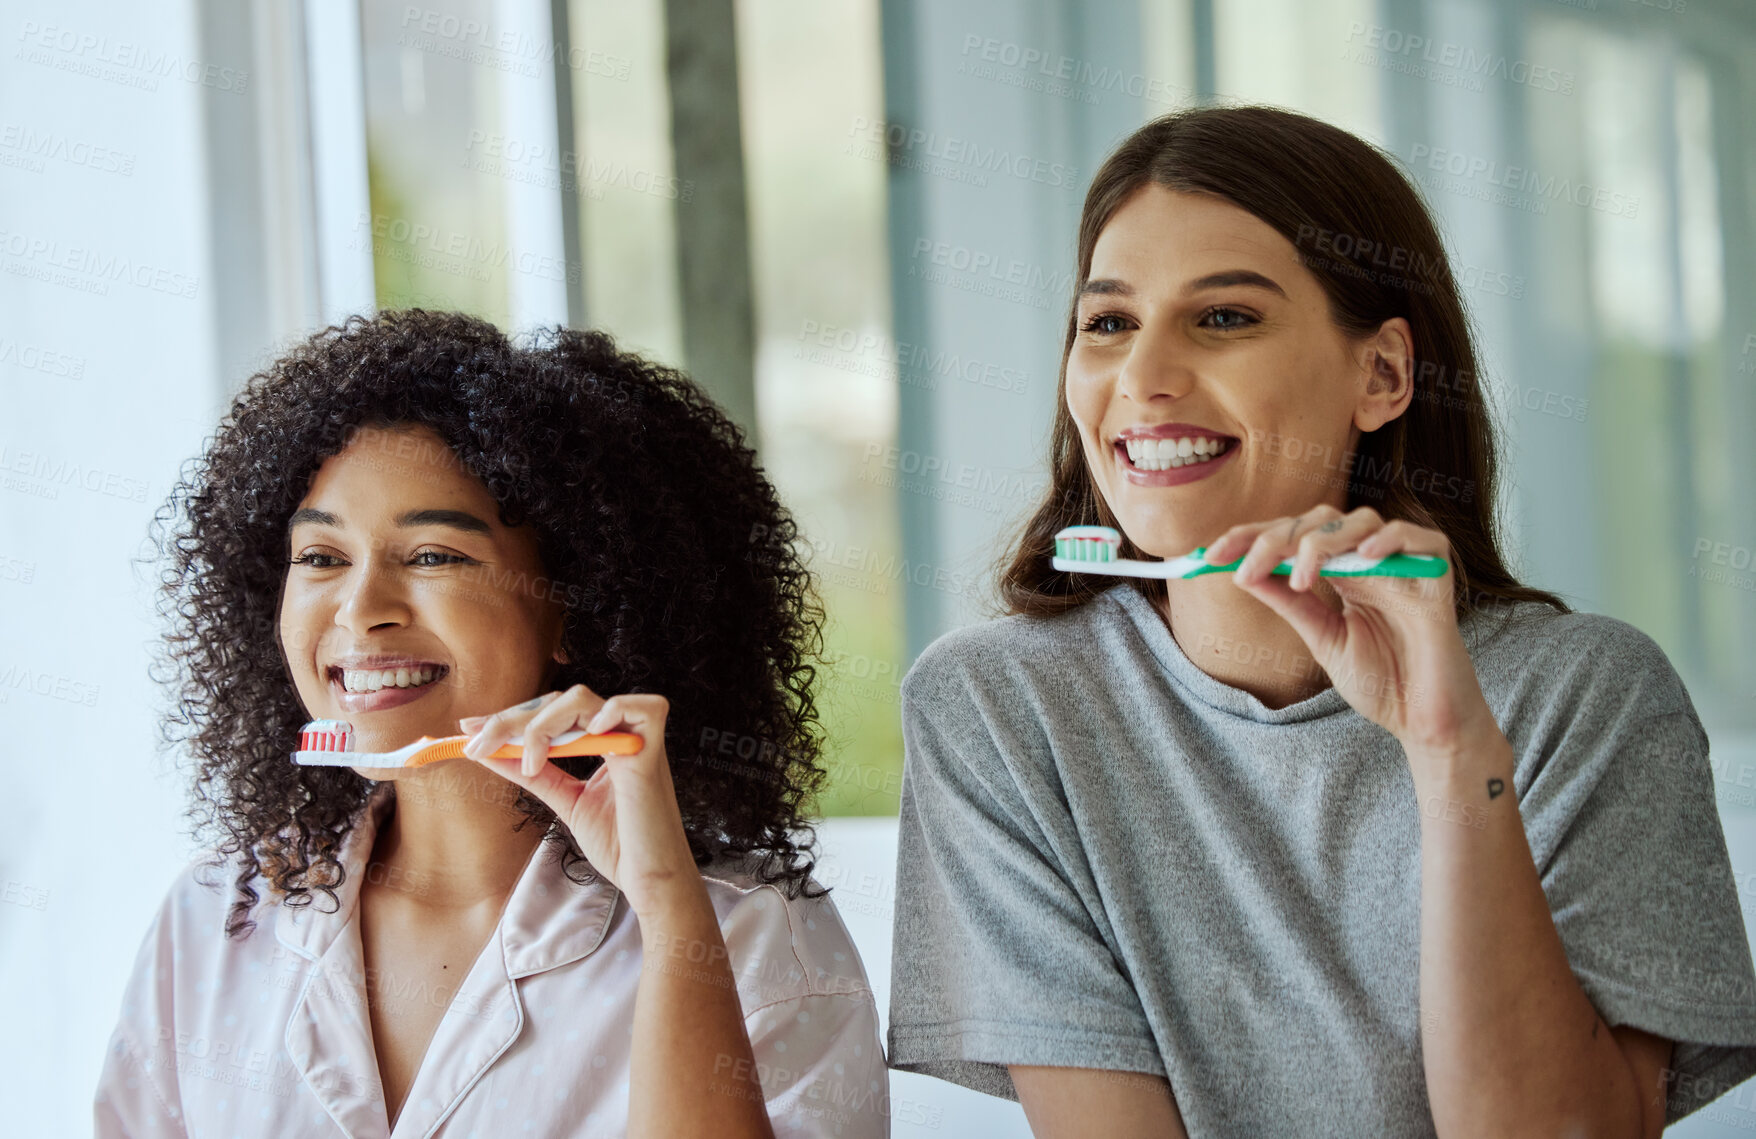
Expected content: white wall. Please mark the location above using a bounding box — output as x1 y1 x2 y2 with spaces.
0 1 226 1134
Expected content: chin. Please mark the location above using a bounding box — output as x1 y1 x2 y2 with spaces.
1114 518 1189 559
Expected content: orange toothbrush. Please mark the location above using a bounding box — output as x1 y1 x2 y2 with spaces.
293 718 641 768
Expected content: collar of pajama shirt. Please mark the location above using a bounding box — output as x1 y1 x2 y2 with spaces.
94 782 890 1139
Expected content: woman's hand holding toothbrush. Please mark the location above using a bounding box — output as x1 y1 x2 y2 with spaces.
457 690 778 1138
1205 503 1508 787
456 688 702 921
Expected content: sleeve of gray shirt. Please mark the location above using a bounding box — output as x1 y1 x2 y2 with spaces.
1507 611 1756 1124
885 626 1166 1101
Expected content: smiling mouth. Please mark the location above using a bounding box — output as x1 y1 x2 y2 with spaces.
1116 436 1237 472
327 664 450 694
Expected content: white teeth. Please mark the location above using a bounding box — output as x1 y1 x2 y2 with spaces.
1122 435 1230 471
337 666 442 694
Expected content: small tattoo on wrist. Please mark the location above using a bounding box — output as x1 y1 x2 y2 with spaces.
1487 777 1505 799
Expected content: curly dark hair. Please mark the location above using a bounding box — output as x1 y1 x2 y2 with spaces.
151 308 830 937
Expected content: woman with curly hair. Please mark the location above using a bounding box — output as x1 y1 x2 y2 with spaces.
885 106 1756 1136
94 310 887 1138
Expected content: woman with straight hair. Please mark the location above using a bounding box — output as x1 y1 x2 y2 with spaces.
885 105 1756 1137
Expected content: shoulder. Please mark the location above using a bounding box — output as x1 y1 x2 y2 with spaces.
110 853 278 1036
1469 600 1698 724
123 854 289 989
1470 602 1710 806
1469 597 1669 664
142 852 260 941
119 849 298 990
696 855 873 1008
690 862 889 1128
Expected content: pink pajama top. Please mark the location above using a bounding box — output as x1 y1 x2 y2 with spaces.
94 786 890 1137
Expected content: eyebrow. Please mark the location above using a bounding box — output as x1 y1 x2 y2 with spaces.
286 507 494 535
1078 270 1288 300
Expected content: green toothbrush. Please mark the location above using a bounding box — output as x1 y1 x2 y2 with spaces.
1051 525 1448 579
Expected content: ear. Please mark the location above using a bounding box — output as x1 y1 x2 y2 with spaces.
546 609 570 669
541 643 570 693
1353 316 1416 433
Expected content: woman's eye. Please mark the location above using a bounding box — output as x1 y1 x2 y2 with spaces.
411 550 469 567
1199 306 1258 331
288 552 344 568
1080 313 1130 335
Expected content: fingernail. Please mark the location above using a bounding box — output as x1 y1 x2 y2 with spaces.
458 715 485 730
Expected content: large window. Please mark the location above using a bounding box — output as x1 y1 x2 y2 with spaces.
357 0 904 815
357 0 1756 829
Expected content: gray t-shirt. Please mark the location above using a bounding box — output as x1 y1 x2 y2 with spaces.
887 581 1756 1134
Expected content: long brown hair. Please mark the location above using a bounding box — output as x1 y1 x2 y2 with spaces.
996 105 1569 620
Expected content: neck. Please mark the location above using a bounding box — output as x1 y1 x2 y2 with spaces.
1158 574 1343 710
369 763 546 909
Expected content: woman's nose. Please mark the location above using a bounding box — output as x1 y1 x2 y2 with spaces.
333 560 412 633
1116 320 1197 403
